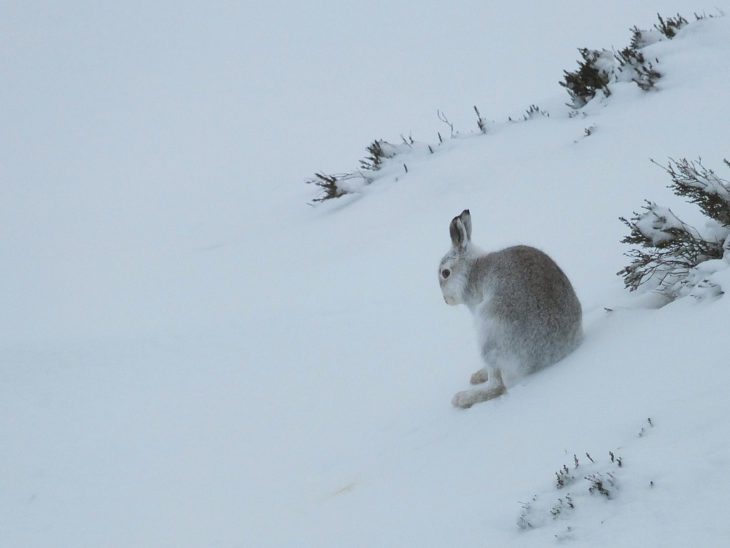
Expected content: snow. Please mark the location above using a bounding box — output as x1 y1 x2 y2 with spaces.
3 2 730 547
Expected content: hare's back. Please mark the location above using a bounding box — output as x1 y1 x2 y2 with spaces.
486 245 580 321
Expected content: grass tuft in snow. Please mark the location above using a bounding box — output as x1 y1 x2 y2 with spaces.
473 105 488 134
638 417 655 438
519 104 550 121
517 495 540 530
585 472 617 499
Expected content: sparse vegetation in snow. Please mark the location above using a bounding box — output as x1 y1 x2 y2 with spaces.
307 12 707 203
517 419 657 541
306 138 424 202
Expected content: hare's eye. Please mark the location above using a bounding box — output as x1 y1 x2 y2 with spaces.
441 268 451 279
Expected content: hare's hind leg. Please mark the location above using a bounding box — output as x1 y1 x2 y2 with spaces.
452 369 506 409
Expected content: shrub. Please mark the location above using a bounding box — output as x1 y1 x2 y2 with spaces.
359 139 400 171
560 48 614 108
306 171 373 203
307 139 410 202
619 158 730 298
615 47 661 91
629 26 661 49
654 13 688 39
561 12 697 108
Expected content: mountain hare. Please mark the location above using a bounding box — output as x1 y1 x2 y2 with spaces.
439 210 582 408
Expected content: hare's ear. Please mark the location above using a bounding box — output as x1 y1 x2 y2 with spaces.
449 213 469 250
459 209 472 241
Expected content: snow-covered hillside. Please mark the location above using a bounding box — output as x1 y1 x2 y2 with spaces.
3 3 730 547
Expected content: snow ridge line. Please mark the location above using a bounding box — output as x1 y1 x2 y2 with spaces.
305 12 720 205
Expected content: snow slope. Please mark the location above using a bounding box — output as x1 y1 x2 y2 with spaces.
3 3 730 547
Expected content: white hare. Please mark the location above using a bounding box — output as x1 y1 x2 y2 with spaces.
438 210 582 408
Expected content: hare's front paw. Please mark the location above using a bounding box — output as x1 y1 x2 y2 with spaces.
470 368 488 385
452 390 478 409
451 383 507 409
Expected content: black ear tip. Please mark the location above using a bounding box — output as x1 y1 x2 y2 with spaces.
463 209 470 215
